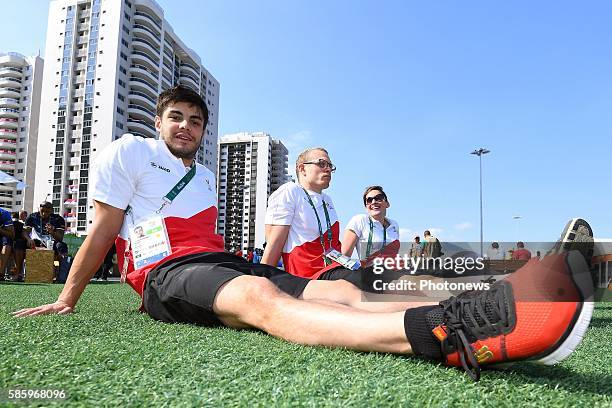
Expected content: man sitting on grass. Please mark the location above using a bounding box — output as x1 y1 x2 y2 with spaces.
13 86 596 381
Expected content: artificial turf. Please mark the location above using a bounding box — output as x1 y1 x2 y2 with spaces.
1 282 611 407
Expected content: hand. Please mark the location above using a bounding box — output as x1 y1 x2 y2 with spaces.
44 224 55 234
27 238 35 249
12 300 74 317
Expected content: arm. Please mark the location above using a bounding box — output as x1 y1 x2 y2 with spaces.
261 224 290 267
12 201 125 317
341 229 359 257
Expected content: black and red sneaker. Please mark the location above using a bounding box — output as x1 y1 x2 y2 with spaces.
415 219 595 380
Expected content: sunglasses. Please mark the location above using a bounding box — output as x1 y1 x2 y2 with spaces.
302 159 337 172
365 193 386 205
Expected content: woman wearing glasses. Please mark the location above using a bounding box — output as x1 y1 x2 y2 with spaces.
341 186 400 264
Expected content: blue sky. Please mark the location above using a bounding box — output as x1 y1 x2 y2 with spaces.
2 0 611 242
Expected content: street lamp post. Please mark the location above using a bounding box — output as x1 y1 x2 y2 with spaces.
471 148 490 257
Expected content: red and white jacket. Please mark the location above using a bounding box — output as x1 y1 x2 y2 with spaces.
91 134 225 297
265 182 341 278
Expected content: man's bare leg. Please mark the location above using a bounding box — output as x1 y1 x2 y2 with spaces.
213 275 412 354
301 279 438 312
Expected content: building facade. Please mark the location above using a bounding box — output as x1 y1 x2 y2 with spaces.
34 0 219 233
217 132 290 252
0 52 44 213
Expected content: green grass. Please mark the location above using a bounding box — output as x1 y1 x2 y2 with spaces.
1 282 611 407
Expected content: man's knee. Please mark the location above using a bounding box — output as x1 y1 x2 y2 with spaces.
213 275 285 327
302 278 362 304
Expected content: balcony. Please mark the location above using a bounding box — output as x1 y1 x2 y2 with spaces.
133 24 161 45
0 118 17 129
64 198 77 207
128 91 156 111
129 76 158 95
67 185 79 193
0 184 13 192
0 108 19 119
0 149 16 160
0 195 13 203
134 11 162 31
131 52 159 74
0 98 19 108
0 98 19 109
69 157 80 166
0 128 17 139
127 117 157 139
0 161 15 171
70 143 82 153
129 64 158 84
132 39 160 63
128 103 155 122
0 139 17 149
181 63 199 77
179 78 198 92
0 87 20 99
0 77 21 88
0 67 22 77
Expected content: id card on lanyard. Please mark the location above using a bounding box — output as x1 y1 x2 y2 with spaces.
302 188 333 266
121 164 196 282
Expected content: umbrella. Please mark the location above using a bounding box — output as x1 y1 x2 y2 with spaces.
0 170 26 189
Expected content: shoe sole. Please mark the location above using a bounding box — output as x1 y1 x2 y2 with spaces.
534 251 595 365
551 218 594 263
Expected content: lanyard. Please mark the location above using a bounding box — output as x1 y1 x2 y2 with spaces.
157 163 197 213
366 217 387 258
302 188 333 266
125 163 196 218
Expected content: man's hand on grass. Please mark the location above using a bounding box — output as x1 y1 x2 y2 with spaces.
12 300 74 317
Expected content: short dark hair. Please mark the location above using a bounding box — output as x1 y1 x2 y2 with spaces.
40 201 53 210
156 86 209 127
362 185 388 206
492 242 499 249
517 241 525 248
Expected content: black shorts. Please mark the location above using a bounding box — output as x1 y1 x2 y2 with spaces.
143 252 311 327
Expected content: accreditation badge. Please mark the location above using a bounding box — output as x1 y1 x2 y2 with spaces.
129 215 172 269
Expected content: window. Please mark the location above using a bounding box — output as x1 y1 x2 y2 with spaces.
117 93 125 102
118 79 126 88
116 121 124 130
122 25 129 35
116 107 124 116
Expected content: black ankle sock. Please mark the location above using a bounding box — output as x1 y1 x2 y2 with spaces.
404 305 444 361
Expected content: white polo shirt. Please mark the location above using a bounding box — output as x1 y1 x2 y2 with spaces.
91 134 225 296
345 214 400 260
265 181 341 278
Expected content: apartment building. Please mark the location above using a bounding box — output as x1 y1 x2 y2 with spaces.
34 0 219 233
0 52 44 212
217 132 290 252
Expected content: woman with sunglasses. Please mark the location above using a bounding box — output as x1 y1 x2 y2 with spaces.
341 186 400 264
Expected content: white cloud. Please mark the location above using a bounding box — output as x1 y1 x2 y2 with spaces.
454 221 473 231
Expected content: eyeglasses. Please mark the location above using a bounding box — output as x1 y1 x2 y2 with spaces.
302 159 337 172
365 193 386 205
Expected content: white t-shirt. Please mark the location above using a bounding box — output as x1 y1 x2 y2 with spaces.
265 181 341 278
91 134 225 295
345 214 400 259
